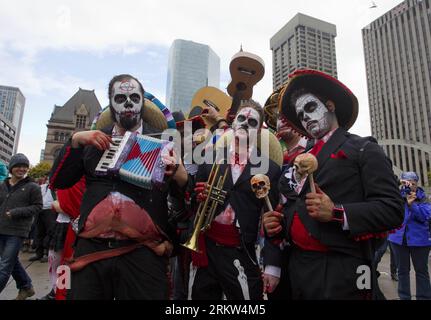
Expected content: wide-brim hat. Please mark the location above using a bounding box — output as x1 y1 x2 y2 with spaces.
263 87 283 131
92 91 176 131
278 69 358 138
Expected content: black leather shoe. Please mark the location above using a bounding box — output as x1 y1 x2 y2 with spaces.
38 290 55 300
28 255 43 262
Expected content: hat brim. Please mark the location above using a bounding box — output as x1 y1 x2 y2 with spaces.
279 69 358 138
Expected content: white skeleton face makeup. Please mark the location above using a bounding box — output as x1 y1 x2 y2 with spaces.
232 107 261 151
294 93 333 139
110 78 143 130
232 107 260 133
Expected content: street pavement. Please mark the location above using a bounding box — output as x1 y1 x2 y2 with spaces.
0 252 52 300
0 249 423 300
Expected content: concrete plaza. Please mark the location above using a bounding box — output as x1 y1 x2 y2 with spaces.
0 250 423 300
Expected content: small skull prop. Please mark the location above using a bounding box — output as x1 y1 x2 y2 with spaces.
293 153 318 181
251 174 271 199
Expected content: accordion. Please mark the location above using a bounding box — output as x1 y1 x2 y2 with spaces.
95 131 171 189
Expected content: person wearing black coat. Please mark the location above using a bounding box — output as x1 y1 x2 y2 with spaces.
0 153 42 299
263 69 404 300
50 74 188 300
190 101 281 300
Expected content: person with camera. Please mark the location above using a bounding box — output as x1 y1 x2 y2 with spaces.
389 172 431 300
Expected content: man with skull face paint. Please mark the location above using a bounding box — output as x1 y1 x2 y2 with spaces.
263 69 404 300
190 100 281 300
49 74 188 299
109 78 145 131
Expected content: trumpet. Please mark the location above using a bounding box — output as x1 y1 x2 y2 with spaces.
182 162 228 252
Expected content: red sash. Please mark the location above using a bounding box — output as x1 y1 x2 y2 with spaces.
290 139 329 252
191 221 240 267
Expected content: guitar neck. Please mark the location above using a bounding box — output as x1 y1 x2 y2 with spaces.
226 90 243 124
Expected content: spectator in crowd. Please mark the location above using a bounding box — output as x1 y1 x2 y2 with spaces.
0 153 42 299
29 176 57 263
389 172 431 300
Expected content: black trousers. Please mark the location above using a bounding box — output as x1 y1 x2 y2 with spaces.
34 209 57 256
68 238 169 300
191 238 263 300
287 247 374 300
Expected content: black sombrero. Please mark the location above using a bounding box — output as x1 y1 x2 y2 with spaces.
278 69 358 138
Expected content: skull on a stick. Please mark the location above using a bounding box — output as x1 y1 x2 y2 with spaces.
251 174 273 211
251 174 270 199
293 153 318 193
293 153 318 181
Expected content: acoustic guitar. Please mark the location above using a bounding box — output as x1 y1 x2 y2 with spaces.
226 49 265 123
189 86 232 127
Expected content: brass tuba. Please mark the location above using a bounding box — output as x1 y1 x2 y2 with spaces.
182 162 228 252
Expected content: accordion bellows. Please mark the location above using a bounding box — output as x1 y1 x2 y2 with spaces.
95 132 170 189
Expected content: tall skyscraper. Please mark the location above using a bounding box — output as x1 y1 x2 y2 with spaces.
362 0 431 187
0 113 15 163
270 13 338 90
0 85 25 155
166 39 220 114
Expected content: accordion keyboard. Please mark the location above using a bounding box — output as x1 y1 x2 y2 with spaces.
95 136 123 173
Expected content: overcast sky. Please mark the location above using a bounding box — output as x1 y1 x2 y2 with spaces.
0 0 403 165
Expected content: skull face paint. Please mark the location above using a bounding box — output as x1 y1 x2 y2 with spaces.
110 78 143 131
232 107 260 134
232 107 260 153
294 93 333 139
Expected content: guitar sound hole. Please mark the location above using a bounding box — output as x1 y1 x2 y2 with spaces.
236 82 247 91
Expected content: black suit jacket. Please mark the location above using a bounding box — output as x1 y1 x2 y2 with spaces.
196 149 281 260
272 128 404 263
49 124 184 241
